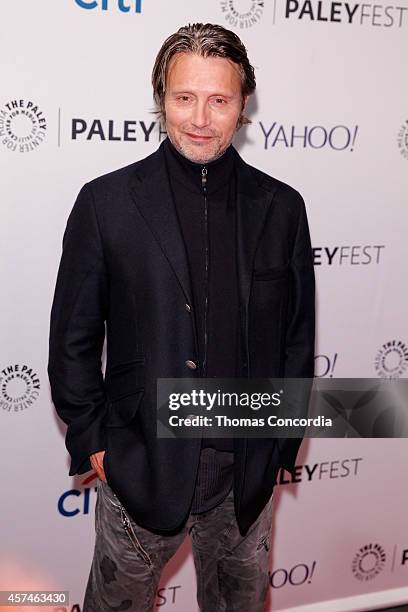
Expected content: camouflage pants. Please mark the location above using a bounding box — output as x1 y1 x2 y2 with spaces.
83 479 273 612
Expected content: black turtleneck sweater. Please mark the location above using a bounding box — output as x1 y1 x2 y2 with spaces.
163 137 240 513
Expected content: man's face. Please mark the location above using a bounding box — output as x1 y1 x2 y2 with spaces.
164 52 247 164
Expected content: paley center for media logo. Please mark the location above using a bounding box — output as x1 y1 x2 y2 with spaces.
276 1 407 28
351 541 408 582
259 122 358 151
0 99 47 153
74 0 142 13
0 364 40 413
219 0 264 29
352 543 386 581
375 340 408 378
397 119 408 160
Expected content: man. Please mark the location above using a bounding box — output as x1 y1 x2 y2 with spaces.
48 22 315 612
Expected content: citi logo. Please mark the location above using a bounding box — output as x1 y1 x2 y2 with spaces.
58 473 98 517
74 0 142 13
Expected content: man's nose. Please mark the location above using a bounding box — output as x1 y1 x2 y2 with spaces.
191 100 210 129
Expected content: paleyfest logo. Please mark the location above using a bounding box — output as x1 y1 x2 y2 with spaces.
0 99 47 153
397 120 408 160
220 0 264 28
282 1 407 28
375 340 408 378
0 364 40 412
313 245 384 266
352 543 386 581
52 583 182 612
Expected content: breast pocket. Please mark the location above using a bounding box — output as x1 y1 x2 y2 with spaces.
252 262 290 282
249 263 290 376
104 358 145 427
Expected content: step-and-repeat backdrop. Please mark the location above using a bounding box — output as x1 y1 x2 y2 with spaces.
1 1 407 610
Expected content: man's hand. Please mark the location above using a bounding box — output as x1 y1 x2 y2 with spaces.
90 450 107 482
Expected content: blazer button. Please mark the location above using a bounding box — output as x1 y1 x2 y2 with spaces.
185 360 197 370
185 303 191 312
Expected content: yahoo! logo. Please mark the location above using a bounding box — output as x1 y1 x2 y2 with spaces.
259 122 359 151
314 353 338 377
74 0 142 12
269 561 317 588
58 473 98 517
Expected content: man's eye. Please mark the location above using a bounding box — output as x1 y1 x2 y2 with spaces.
177 96 191 102
213 98 226 105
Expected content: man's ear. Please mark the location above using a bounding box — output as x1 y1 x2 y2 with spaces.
242 95 249 112
237 94 250 130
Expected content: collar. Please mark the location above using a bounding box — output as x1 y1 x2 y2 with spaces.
162 136 235 195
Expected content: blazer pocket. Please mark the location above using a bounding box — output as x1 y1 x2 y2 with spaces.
106 390 145 427
253 262 290 281
104 358 145 427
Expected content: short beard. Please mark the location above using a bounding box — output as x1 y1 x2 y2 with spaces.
167 132 226 165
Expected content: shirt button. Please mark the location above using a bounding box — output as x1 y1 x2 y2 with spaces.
185 360 197 370
185 303 192 313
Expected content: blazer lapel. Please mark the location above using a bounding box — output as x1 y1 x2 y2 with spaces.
234 150 277 363
232 150 277 498
129 143 194 307
129 142 277 351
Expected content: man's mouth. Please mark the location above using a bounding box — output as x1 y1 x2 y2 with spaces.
185 132 214 141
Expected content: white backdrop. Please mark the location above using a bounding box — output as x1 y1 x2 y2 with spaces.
1 1 408 610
